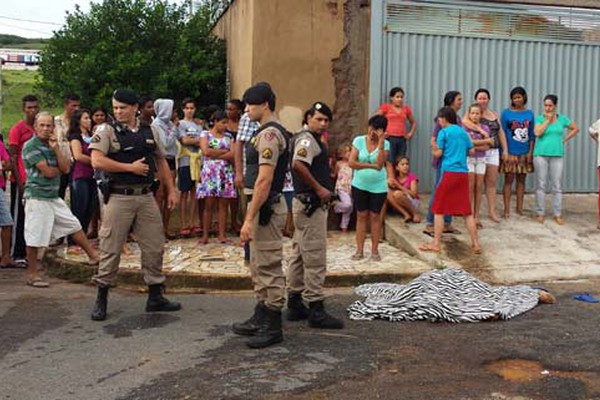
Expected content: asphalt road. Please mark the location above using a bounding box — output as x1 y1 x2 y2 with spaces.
1 269 599 400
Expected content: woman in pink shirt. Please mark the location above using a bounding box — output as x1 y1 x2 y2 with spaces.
377 87 417 164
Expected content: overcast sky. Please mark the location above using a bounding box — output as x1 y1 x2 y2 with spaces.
0 0 187 39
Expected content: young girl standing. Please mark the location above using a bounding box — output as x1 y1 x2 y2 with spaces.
197 110 236 244
464 104 494 228
420 107 481 254
387 156 421 223
377 87 417 163
332 143 353 232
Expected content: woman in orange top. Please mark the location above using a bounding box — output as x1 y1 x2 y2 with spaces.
377 86 417 164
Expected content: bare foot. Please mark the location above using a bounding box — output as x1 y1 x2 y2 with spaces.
412 214 422 223
488 214 500 223
538 290 556 304
472 245 482 254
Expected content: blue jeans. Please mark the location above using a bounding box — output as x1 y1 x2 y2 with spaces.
70 178 99 234
387 136 407 164
426 168 452 226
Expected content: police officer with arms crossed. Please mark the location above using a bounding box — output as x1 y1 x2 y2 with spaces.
286 102 343 329
233 83 291 349
88 89 181 321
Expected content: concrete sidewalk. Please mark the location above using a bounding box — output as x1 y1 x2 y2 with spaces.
46 230 431 290
386 193 600 284
45 193 600 288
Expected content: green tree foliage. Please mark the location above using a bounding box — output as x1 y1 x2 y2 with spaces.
36 0 226 109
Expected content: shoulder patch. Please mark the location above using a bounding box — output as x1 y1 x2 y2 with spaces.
91 134 101 143
296 147 308 157
264 131 276 141
262 148 273 159
299 138 311 147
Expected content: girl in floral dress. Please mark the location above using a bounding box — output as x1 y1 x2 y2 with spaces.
197 110 236 244
332 143 353 232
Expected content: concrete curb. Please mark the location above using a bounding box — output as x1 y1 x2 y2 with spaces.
44 249 425 291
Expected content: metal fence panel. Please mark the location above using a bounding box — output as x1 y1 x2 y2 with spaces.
370 0 600 193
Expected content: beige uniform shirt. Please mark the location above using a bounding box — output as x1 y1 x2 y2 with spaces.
292 130 322 166
254 124 287 167
89 121 166 159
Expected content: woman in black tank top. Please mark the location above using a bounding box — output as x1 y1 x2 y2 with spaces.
463 89 508 223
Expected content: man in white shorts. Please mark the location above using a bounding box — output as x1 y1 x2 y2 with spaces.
22 112 99 287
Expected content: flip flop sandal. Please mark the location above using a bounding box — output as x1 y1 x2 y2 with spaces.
443 226 461 234
26 278 49 288
350 253 364 261
573 293 599 303
422 227 435 237
370 253 382 262
14 259 28 268
180 228 192 236
192 226 203 234
419 244 441 253
0 262 19 269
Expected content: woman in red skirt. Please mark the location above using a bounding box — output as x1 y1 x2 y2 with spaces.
419 107 482 254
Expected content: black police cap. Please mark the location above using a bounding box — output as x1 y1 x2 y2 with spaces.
113 89 138 105
243 84 275 105
312 101 333 120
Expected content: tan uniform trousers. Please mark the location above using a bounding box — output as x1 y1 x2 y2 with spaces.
287 198 327 303
92 193 166 287
249 198 286 310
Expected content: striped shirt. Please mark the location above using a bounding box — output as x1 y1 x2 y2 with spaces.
22 135 60 199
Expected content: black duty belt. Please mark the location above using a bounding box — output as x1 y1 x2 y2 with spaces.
110 186 152 195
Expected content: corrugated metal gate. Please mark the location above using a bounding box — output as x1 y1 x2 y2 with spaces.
369 0 600 192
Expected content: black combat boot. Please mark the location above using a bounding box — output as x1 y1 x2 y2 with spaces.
246 305 283 349
308 300 344 329
286 293 309 321
91 286 109 321
232 302 264 336
146 284 181 312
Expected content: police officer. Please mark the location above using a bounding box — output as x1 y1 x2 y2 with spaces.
88 89 181 321
286 102 344 329
233 83 290 349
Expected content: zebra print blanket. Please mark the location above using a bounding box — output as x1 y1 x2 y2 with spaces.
347 268 540 323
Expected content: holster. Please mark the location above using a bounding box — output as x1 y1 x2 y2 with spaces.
296 193 320 217
297 193 340 217
258 194 280 226
150 179 160 195
98 177 112 205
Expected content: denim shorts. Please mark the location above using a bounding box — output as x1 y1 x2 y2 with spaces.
0 189 13 227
